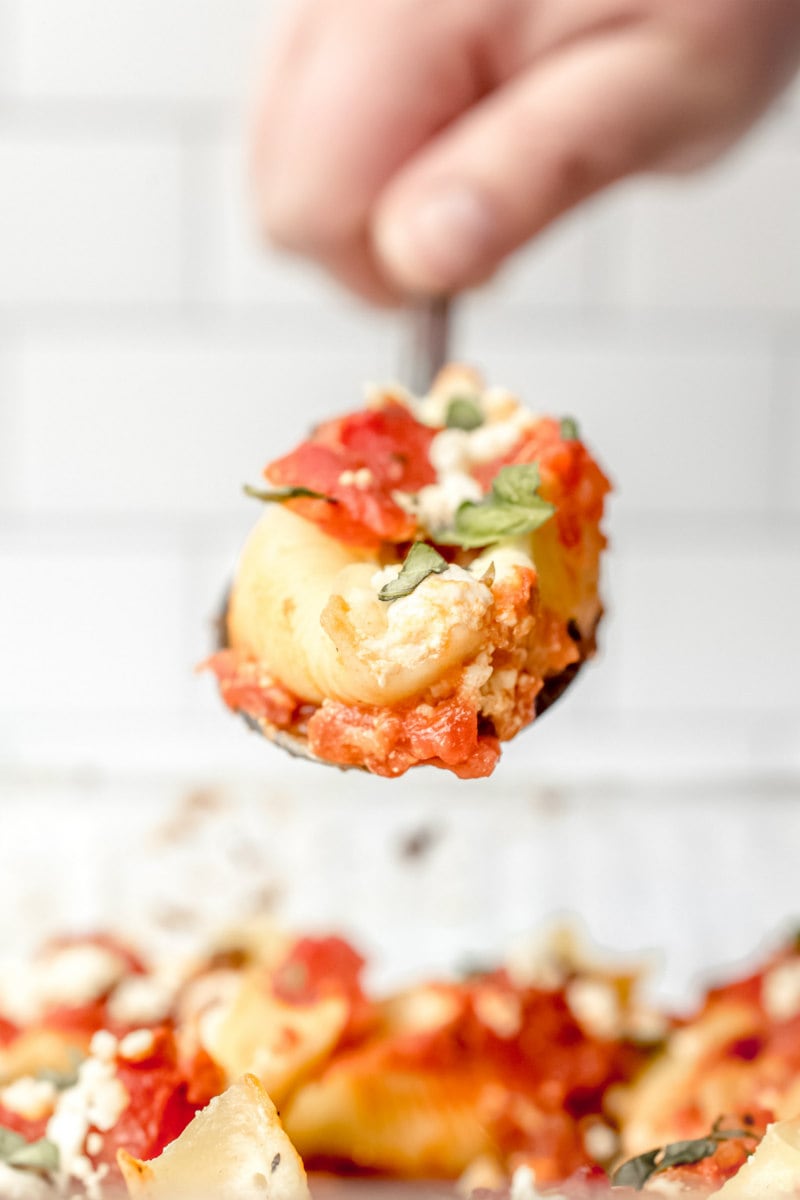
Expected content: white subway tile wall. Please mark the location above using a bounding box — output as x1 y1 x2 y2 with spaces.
0 0 798 799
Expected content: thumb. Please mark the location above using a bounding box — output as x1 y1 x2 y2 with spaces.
372 29 722 294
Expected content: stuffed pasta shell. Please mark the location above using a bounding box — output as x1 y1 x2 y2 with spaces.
206 367 611 778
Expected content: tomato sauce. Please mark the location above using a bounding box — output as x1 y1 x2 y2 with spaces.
273 936 374 1042
202 649 300 729
307 693 500 778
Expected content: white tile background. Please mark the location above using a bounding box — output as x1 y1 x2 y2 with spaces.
0 1 799 972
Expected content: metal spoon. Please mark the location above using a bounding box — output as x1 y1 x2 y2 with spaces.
215 297 590 766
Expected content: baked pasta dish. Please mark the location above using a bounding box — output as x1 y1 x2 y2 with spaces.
4 924 800 1197
205 367 611 777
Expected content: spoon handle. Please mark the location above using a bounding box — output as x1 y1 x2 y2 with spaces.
404 296 451 395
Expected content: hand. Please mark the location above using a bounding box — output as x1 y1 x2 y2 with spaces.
251 0 800 303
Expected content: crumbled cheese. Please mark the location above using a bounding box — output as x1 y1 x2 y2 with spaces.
470 543 535 581
108 974 174 1026
482 386 524 422
625 1006 670 1044
118 1029 155 1062
466 415 528 465
88 1030 118 1064
412 471 483 532
0 1076 57 1122
510 1165 551 1200
363 379 413 411
338 467 373 489
429 428 471 475
46 1030 128 1200
389 986 462 1034
364 565 492 684
456 1154 505 1195
669 1026 706 1062
85 1132 104 1158
473 988 522 1039
763 959 800 1021
0 945 128 1024
505 927 580 991
566 978 622 1040
583 1121 620 1162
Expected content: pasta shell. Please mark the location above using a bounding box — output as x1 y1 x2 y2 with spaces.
118 1074 309 1200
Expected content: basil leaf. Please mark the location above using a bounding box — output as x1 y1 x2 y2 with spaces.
6 1139 59 1173
656 1137 719 1173
378 543 448 602
491 464 543 507
611 1148 660 1189
448 499 553 548
437 463 555 549
0 1126 59 1174
445 396 484 431
611 1127 759 1190
244 484 334 504
0 1128 26 1159
561 416 580 441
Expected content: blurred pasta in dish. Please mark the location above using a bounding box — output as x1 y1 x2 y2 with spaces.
7 924 800 1196
205 367 611 777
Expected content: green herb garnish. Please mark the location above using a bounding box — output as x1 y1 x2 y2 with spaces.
437 463 555 549
0 1126 59 1174
560 416 580 441
611 1125 758 1190
445 396 484 431
243 484 335 504
378 543 448 602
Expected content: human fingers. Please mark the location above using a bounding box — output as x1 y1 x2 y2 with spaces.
251 0 502 271
372 24 748 294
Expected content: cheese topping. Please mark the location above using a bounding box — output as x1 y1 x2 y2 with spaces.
362 565 493 685
566 979 622 1041
0 1076 57 1122
118 1028 156 1062
107 973 175 1026
46 1031 128 1200
0 945 127 1024
763 960 800 1022
392 379 540 535
473 988 523 1039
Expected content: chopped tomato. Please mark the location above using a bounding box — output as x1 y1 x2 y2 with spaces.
273 936 373 1040
201 649 300 728
0 1103 49 1143
0 1014 18 1045
654 1112 769 1191
273 937 365 1007
266 402 436 548
307 694 499 778
42 997 109 1038
94 1028 213 1175
472 418 611 550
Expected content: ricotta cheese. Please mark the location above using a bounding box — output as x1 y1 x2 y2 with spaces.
107 973 175 1026
0 1076 57 1122
566 979 622 1041
0 944 128 1024
364 565 492 685
118 1028 156 1062
46 1031 128 1200
763 959 800 1022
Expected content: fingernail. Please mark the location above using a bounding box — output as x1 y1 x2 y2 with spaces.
379 185 498 289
